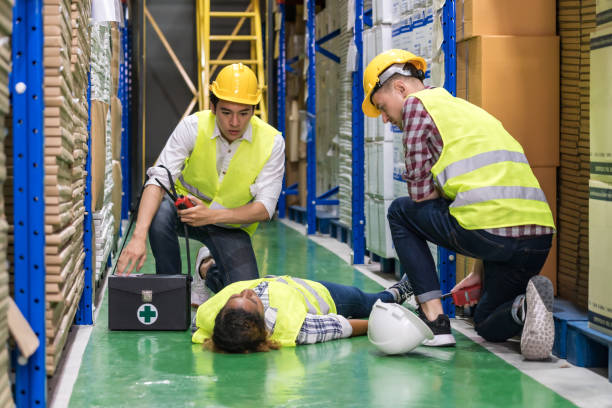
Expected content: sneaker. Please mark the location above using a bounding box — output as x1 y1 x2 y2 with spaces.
521 275 554 360
386 274 414 304
191 246 213 308
417 308 457 347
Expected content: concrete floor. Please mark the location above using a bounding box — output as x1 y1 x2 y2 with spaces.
51 220 612 407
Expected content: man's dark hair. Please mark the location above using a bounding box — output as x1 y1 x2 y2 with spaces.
210 93 256 113
209 305 279 353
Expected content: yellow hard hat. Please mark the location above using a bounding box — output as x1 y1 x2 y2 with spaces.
210 63 262 106
362 49 427 118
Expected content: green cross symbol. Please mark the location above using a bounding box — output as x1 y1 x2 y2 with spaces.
139 305 157 323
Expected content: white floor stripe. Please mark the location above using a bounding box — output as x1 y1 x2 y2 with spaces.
49 240 115 408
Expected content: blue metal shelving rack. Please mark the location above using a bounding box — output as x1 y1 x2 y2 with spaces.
120 14 132 223
305 0 317 235
351 1 366 265
439 0 457 317
276 2 288 219
75 75 93 326
11 0 47 405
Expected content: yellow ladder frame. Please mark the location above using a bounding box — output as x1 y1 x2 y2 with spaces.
196 0 267 121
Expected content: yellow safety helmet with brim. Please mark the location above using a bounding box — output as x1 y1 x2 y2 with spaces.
362 49 427 118
210 63 262 106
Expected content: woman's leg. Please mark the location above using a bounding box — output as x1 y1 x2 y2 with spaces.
318 281 395 319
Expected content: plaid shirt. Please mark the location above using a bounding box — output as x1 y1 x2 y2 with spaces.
253 282 351 344
402 92 554 237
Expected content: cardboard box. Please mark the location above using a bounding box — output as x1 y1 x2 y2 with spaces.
533 166 559 292
588 179 612 335
90 100 109 212
457 35 560 167
456 0 556 42
589 25 612 183
111 96 122 161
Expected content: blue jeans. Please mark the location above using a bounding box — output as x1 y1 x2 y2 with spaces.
149 196 259 293
318 281 394 318
387 196 552 342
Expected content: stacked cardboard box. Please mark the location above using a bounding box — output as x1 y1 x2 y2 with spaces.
556 0 596 308
456 2 560 290
314 7 340 205
277 6 306 210
41 0 91 376
588 3 612 334
0 0 14 405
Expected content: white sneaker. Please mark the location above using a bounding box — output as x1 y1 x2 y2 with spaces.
191 246 212 307
521 275 554 360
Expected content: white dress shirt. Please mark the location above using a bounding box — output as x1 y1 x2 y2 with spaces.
146 114 285 219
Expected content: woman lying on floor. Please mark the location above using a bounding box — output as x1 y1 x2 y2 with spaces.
191 275 413 353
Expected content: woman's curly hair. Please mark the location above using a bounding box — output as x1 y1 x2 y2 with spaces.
204 305 280 353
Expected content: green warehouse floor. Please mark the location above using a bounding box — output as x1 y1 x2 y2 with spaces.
51 221 612 408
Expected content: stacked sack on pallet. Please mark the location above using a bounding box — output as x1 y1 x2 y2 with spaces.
588 0 612 335
40 0 91 376
0 0 13 405
90 20 122 286
364 0 444 259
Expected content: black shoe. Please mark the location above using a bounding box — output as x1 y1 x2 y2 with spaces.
387 274 413 304
417 308 456 347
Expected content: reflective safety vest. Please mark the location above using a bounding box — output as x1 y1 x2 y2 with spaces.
175 110 278 235
410 88 555 230
191 276 337 347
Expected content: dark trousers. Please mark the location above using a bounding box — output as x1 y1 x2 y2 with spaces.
149 196 259 293
387 196 552 342
318 281 395 319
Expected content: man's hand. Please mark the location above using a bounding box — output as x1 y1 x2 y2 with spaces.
177 196 218 227
450 271 482 307
116 236 147 275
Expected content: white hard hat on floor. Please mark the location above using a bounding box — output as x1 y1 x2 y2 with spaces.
367 300 434 355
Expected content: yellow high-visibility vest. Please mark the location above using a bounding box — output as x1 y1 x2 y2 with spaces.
175 110 278 235
410 88 555 230
192 276 337 347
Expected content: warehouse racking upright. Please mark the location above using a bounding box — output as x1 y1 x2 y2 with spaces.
9 0 133 405
11 0 47 405
276 0 457 297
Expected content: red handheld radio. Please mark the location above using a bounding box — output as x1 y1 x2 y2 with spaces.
441 284 482 307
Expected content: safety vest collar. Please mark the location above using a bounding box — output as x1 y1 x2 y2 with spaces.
436 150 529 188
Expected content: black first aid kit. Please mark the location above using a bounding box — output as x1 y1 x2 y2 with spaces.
108 274 190 330
108 166 193 331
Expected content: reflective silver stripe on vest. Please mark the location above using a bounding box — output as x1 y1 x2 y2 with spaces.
436 150 529 187
292 277 331 314
450 186 547 208
177 175 214 202
275 277 318 314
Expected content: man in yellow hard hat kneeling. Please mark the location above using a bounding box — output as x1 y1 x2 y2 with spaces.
117 64 285 306
362 49 556 360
